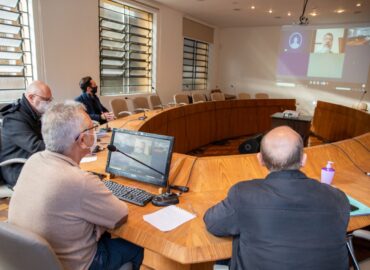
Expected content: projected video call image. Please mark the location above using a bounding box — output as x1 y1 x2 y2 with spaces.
277 25 370 90
107 130 173 186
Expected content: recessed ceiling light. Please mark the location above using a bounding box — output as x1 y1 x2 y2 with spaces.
356 3 361 7
268 9 273 14
287 11 291 16
335 9 345 14
309 11 318 16
251 5 255 10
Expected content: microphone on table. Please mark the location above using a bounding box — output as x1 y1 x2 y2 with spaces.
107 145 188 206
107 144 163 175
138 109 148 121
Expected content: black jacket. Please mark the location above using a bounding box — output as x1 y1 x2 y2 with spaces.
204 170 350 270
0 94 45 187
75 92 108 124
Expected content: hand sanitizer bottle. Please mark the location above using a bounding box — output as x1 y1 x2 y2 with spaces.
321 161 335 185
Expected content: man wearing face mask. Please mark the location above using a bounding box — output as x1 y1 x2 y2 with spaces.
8 101 143 270
0 80 53 188
75 76 114 124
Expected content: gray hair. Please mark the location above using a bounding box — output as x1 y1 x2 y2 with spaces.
42 101 87 154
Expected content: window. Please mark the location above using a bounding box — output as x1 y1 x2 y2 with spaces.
182 38 208 90
0 0 35 103
99 0 153 95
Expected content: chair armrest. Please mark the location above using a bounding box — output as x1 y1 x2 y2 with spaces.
0 158 27 167
118 111 132 117
353 229 370 241
133 108 150 114
153 105 164 110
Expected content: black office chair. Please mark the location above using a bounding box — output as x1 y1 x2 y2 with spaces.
348 231 370 269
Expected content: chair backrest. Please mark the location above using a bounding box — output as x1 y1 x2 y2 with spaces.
255 93 269 99
149 95 162 109
192 93 207 103
110 99 130 118
354 102 368 112
132 97 150 110
174 94 189 105
210 92 225 101
0 222 63 270
238 92 251 100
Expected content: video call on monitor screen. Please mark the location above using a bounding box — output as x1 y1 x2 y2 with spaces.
106 129 174 187
276 25 370 91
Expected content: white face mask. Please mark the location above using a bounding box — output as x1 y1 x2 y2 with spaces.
35 100 51 114
83 131 97 154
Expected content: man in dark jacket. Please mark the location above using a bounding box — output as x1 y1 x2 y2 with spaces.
75 76 114 124
0 81 53 187
204 126 350 270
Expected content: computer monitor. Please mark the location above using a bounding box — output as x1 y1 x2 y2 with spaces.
106 129 174 187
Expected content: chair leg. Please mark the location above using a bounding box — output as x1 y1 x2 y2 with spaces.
347 234 361 270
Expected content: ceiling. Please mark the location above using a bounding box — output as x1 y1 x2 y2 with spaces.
153 0 370 28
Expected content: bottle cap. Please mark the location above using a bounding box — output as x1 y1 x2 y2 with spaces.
326 161 334 169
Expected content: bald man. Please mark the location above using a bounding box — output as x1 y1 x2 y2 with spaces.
0 81 53 187
204 126 350 270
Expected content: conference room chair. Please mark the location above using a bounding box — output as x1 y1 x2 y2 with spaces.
110 99 132 119
149 95 163 109
238 92 251 99
192 93 207 103
132 96 151 114
211 92 225 101
349 230 370 269
353 102 368 112
0 222 63 270
255 93 270 99
174 93 190 105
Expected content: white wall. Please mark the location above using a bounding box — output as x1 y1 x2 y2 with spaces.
217 26 369 115
34 0 219 110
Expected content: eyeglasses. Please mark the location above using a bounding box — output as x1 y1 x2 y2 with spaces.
33 94 53 102
75 124 99 141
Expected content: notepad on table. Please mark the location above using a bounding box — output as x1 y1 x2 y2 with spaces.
347 195 370 217
143 205 196 232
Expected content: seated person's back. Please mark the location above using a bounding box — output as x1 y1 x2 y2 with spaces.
8 101 143 270
204 126 350 270
0 81 52 187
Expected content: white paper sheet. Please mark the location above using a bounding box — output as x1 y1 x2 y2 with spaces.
80 155 97 163
143 205 196 232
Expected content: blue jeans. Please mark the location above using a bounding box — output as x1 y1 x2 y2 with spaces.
89 233 144 270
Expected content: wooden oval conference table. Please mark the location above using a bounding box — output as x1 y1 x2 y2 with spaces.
81 99 370 270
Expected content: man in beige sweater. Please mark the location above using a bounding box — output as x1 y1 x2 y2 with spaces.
8 101 143 270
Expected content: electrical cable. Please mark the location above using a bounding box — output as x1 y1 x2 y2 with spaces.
352 137 370 152
184 157 199 188
330 143 368 175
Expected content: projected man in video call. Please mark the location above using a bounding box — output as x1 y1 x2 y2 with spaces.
318 32 334 53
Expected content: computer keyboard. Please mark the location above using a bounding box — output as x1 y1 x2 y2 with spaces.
103 180 154 206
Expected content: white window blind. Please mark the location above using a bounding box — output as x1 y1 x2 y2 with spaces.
0 0 34 103
99 0 153 95
182 38 209 91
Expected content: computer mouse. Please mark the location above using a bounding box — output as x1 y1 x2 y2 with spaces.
152 193 179 207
